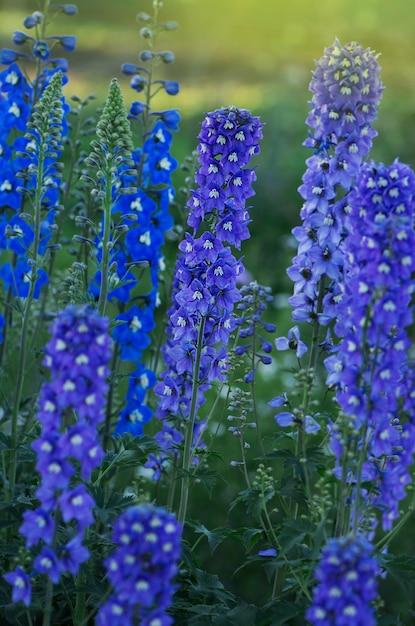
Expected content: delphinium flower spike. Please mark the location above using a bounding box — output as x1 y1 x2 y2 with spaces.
148 106 263 522
287 39 384 329
325 160 415 534
83 77 135 318
6 70 66 499
96 503 182 626
271 40 384 498
87 4 180 440
0 2 74 360
4 305 111 614
306 535 380 626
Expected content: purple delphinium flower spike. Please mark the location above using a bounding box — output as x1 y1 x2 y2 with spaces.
288 39 384 328
306 535 380 626
148 106 262 476
325 160 415 531
96 503 182 626
12 305 111 596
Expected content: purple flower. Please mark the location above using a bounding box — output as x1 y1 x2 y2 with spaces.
59 485 95 530
306 536 379 626
275 326 308 358
19 508 55 548
34 547 61 584
3 567 32 607
97 504 182 624
150 107 263 471
288 39 383 327
11 306 111 588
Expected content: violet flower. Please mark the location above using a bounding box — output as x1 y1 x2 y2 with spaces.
96 504 182 625
306 536 380 626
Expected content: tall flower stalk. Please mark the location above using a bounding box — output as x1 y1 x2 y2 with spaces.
325 160 415 535
149 106 263 522
273 39 384 512
8 70 64 499
5 305 111 625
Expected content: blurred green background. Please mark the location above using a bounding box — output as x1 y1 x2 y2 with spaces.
2 0 415 292
2 0 415 620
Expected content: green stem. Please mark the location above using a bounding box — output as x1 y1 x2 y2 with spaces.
97 163 114 317
42 578 54 626
103 342 120 449
8 140 46 498
294 275 326 516
177 316 206 524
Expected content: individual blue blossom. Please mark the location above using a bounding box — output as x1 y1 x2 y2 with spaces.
3 567 32 607
275 325 308 358
96 504 182 626
306 536 380 626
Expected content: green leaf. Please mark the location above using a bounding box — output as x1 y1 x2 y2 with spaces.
259 597 306 624
188 568 235 606
278 476 307 508
381 553 415 597
229 487 265 520
191 523 229 555
278 517 313 557
192 467 225 497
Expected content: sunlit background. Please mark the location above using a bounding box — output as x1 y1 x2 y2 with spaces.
2 0 415 290
2 1 415 619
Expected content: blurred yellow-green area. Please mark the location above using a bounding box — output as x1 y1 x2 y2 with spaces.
0 1 412 336
1 0 415 289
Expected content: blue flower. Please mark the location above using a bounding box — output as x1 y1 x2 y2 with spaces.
3 567 32 607
97 504 182 624
306 536 379 626
275 326 308 358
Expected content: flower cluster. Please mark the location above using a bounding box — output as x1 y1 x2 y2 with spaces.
287 39 384 327
0 6 74 346
97 503 182 626
86 9 180 438
148 106 263 476
325 160 415 530
306 536 380 626
5 305 111 601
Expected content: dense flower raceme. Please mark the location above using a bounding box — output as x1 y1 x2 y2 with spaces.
325 160 415 530
148 106 263 476
88 21 180 438
5 306 111 602
287 39 384 327
306 536 380 626
96 504 182 626
0 8 74 309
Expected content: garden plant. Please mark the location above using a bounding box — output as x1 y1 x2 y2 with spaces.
1 1 415 625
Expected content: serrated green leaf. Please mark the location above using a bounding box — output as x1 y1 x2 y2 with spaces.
193 467 224 497
381 553 415 597
229 487 265 520
278 477 307 508
263 598 305 625
191 523 229 555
